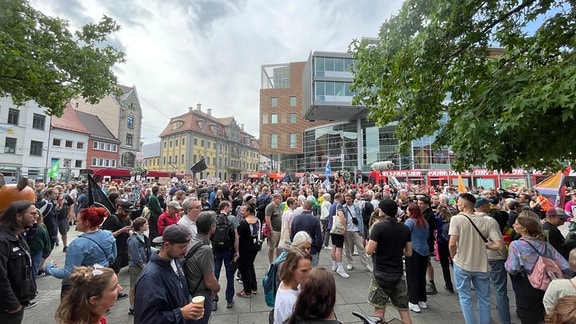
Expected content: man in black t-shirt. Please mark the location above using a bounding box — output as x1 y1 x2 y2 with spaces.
366 199 412 324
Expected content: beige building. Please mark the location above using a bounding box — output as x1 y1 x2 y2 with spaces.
158 104 259 181
70 85 143 168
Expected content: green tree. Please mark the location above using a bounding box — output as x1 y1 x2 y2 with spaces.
349 0 576 171
0 0 125 116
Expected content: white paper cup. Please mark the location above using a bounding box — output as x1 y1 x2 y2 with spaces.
191 296 205 306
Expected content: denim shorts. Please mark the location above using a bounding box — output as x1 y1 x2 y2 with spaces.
368 274 408 310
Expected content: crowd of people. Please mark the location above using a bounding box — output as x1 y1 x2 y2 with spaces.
2 175 576 323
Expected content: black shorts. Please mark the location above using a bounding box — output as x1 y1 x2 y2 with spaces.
330 234 345 248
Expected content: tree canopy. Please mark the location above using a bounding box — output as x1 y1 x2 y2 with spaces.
0 0 125 116
349 0 576 172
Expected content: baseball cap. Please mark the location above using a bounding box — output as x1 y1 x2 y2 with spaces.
167 201 182 210
474 198 490 208
119 201 137 212
152 224 191 244
546 207 569 220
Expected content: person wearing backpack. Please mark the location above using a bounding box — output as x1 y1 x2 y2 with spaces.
505 212 573 324
211 201 239 310
183 212 220 324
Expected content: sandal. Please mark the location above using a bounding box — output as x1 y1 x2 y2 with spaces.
236 291 252 298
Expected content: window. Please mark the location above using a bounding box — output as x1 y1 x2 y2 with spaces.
207 142 210 149
182 138 185 145
262 114 268 124
207 157 210 166
63 159 71 168
194 138 197 145
289 96 297 107
65 140 73 148
75 160 82 168
93 142 98 149
169 140 172 148
7 109 19 125
181 154 184 163
289 113 297 123
92 158 97 166
271 114 278 124
77 142 84 149
106 143 111 151
4 137 16 153
271 97 278 107
32 114 45 130
271 134 278 149
201 140 204 147
53 139 61 146
163 142 166 148
127 115 134 129
126 134 133 146
30 140 43 156
289 133 297 149
175 139 178 146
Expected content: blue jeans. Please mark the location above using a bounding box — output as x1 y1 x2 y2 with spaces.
31 251 43 278
489 260 510 324
453 263 491 324
213 249 235 302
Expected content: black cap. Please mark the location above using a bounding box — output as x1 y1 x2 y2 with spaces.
119 201 137 212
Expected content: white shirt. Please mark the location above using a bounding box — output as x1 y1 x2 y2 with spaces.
274 287 299 324
177 215 197 252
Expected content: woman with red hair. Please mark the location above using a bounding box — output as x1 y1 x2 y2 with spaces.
404 203 430 313
45 207 117 299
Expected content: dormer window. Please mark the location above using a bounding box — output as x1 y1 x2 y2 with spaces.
197 119 206 129
210 124 217 134
171 120 184 130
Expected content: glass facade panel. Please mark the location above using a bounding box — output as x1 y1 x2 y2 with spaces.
314 82 353 103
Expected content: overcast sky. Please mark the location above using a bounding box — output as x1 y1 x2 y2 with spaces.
29 0 405 144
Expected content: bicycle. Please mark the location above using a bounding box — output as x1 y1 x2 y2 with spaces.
352 310 403 324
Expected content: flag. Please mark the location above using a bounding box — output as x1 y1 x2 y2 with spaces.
48 160 60 179
190 157 208 173
457 174 467 193
0 123 14 134
87 174 116 215
324 159 332 190
390 176 402 189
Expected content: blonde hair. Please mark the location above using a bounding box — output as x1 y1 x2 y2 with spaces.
55 266 116 324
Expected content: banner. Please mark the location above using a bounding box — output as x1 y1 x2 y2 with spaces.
48 160 60 179
324 159 332 190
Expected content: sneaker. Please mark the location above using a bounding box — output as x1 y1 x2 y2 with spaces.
418 301 428 309
336 268 350 278
331 264 337 271
37 269 46 278
128 307 134 315
26 301 37 309
117 292 129 300
227 300 234 308
236 291 252 298
408 302 421 313
212 301 217 311
444 285 455 294
365 264 373 272
63 246 67 253
353 251 359 256
324 246 332 249
346 264 353 271
252 289 257 294
426 282 438 295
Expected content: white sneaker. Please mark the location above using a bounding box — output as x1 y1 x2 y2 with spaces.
331 264 337 271
324 246 332 250
346 264 353 271
336 268 350 278
353 251 359 256
418 301 428 309
365 264 373 272
408 302 421 313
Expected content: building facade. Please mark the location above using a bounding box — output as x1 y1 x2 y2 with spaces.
259 62 331 173
0 97 52 181
158 104 259 181
71 85 142 168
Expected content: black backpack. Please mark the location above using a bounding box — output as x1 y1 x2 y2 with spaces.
211 214 234 251
256 194 271 216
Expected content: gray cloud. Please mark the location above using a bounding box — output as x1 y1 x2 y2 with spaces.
173 0 247 36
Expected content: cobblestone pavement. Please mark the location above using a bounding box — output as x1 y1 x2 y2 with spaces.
24 223 547 324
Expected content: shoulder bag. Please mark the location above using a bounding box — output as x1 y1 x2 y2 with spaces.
330 214 345 235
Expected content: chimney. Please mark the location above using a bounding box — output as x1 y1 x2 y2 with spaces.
196 103 202 111
207 108 212 116
188 106 193 112
239 124 244 131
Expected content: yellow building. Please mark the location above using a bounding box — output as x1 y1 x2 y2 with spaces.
158 104 259 181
